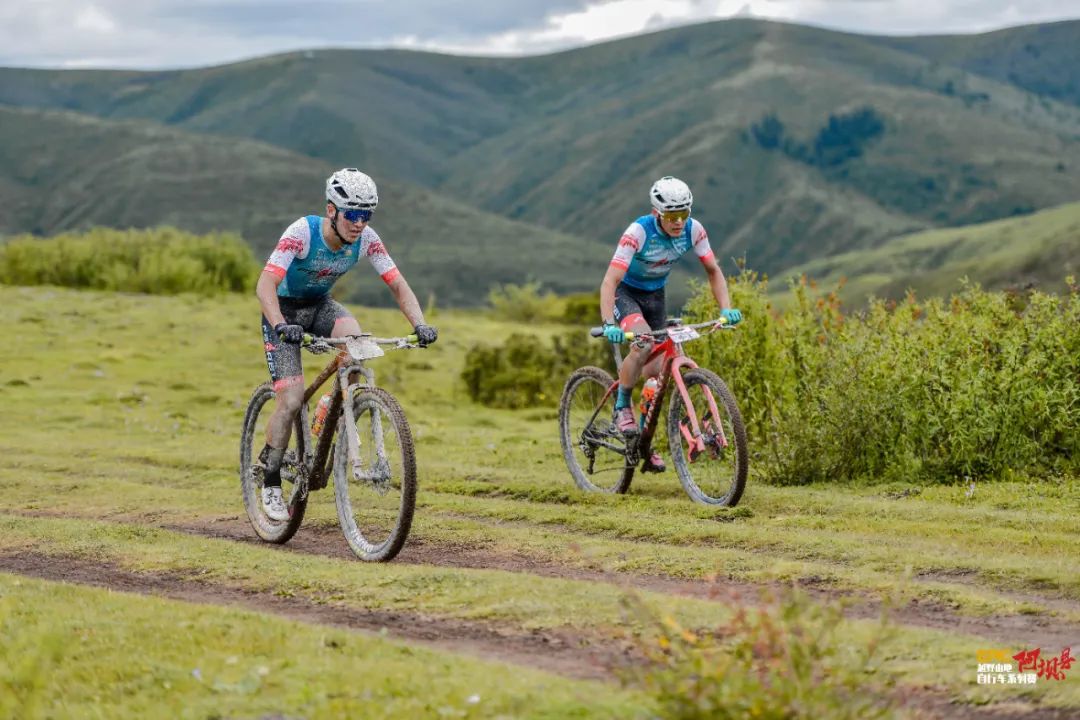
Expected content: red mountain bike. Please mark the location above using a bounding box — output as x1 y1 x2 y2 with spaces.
558 317 748 506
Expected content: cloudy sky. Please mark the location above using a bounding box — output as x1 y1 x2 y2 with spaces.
2 0 1078 69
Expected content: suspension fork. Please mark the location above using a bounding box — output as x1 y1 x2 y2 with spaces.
670 356 726 457
338 363 384 482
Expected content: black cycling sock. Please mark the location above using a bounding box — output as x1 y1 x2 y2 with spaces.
261 444 285 488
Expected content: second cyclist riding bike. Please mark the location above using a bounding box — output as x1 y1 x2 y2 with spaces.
559 317 748 506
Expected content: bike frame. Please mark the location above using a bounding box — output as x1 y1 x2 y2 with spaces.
593 322 729 463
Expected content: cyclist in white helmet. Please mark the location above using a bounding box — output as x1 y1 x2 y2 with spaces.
254 168 438 520
600 176 742 472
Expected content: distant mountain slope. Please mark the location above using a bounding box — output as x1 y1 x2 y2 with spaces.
879 20 1080 108
1 19 1079 278
0 105 607 307
780 200 1080 303
438 21 1080 268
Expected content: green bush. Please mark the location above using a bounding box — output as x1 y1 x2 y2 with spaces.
624 588 897 720
683 272 1080 484
461 330 616 409
0 227 258 294
486 282 558 322
559 292 601 325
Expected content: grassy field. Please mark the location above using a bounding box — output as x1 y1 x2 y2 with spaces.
3 284 1079 718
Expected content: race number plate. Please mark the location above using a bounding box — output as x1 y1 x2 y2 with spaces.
345 336 385 361
667 326 700 343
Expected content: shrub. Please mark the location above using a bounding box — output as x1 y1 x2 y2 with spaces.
558 291 601 325
623 588 898 720
682 272 1080 484
486 281 558 322
461 330 616 409
0 227 258 295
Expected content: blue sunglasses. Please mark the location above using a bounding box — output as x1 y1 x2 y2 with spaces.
336 206 373 223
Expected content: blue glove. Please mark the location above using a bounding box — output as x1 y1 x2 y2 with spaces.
720 308 743 325
602 323 625 344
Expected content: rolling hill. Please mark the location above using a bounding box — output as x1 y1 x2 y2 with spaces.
0 105 609 307
779 199 1080 303
1 18 1079 287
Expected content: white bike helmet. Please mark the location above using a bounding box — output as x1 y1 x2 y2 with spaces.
649 176 693 212
326 168 378 210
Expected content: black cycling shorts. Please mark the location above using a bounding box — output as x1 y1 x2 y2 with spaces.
261 295 352 387
613 283 666 331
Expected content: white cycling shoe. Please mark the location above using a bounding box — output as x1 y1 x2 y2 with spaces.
261 486 290 522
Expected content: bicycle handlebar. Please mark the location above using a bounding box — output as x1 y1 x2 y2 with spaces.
302 333 419 346
589 318 734 343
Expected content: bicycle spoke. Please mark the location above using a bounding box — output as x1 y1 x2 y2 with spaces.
334 387 416 562
559 367 635 494
667 369 747 506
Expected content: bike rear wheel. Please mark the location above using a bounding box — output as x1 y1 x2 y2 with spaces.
333 385 417 562
239 383 309 543
558 366 635 494
666 368 748 506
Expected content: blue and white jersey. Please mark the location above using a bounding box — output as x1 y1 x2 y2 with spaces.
263 215 399 299
609 215 715 291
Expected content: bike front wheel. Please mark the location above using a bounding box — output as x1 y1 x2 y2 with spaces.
239 382 309 543
333 385 417 562
558 366 635 494
666 368 748 506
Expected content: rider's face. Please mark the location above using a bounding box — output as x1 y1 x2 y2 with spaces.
327 202 367 243
654 208 688 236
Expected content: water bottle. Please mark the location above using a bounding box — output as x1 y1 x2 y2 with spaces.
311 393 333 440
639 376 659 427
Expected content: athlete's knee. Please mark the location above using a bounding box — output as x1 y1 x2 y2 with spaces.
272 377 305 414
332 315 361 337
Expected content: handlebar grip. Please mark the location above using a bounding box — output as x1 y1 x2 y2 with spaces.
589 327 635 342
302 333 314 344
406 334 419 344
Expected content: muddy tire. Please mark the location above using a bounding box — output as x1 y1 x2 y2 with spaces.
558 366 635 494
666 368 748 506
333 386 417 562
240 383 309 543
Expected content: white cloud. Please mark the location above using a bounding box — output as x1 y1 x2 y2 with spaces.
0 0 1077 68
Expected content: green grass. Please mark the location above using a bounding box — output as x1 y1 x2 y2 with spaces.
0 573 646 719
3 284 1080 714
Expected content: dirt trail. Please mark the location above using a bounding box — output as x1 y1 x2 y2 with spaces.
169 516 1080 653
0 552 633 682
2 550 1074 720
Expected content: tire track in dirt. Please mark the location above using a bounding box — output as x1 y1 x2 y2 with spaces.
1 551 1073 720
0 552 635 682
169 516 1080 653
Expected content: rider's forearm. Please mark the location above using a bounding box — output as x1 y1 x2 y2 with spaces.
600 267 623 323
256 271 287 327
388 275 425 327
706 266 732 309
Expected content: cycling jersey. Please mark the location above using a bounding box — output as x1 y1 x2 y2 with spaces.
609 215 715 291
263 215 399 299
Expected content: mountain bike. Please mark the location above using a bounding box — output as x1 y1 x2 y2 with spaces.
558 317 748 506
240 332 420 561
